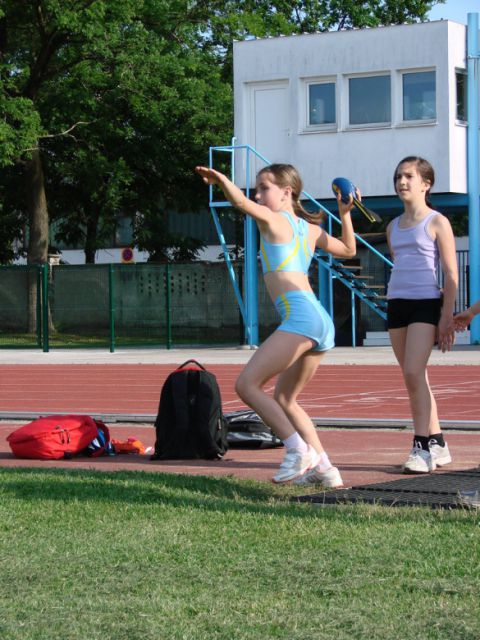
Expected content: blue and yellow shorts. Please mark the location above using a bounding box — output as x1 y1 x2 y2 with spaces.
274 290 335 352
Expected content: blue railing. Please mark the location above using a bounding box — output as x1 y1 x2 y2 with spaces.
208 143 393 347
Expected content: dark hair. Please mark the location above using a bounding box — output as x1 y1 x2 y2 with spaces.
393 156 435 208
257 164 324 224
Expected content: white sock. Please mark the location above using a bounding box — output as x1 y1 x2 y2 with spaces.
315 452 333 472
283 433 308 453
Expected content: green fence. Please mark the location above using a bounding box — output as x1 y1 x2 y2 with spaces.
0 265 43 347
0 262 282 350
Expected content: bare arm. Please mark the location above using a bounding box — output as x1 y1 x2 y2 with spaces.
195 166 271 226
315 193 356 258
432 215 458 351
386 220 395 260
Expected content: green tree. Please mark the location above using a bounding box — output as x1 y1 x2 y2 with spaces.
0 0 445 269
194 0 445 76
0 0 232 266
248 1 444 32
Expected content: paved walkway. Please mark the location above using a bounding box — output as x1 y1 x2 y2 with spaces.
1 344 479 365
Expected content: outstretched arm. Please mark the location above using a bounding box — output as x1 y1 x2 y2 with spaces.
316 192 356 259
195 166 271 225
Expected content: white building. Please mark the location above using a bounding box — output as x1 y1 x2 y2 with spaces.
229 19 476 345
233 19 468 204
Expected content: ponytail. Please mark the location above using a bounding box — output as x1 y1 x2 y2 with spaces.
292 198 325 225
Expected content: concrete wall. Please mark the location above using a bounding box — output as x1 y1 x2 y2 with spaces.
233 20 467 199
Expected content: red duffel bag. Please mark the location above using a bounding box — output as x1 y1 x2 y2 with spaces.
7 414 100 460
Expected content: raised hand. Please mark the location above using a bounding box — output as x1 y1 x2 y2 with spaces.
195 166 224 186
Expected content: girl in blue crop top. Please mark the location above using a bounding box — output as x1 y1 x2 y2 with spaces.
196 162 356 487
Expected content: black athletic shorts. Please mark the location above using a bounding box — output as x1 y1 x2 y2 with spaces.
387 298 442 329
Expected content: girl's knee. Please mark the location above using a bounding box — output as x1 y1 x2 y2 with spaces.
235 372 255 402
273 389 285 409
274 389 296 413
234 375 245 400
403 368 427 391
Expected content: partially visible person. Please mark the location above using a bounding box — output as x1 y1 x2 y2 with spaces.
196 162 357 487
386 156 458 474
453 301 480 332
453 300 480 508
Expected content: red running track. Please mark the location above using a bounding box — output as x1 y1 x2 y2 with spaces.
0 423 479 486
1 364 479 486
0 364 479 421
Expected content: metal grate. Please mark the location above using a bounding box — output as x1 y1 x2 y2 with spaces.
296 468 480 509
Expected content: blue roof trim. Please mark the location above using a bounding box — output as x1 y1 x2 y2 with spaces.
311 193 469 216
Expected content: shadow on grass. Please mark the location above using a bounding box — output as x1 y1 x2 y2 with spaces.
0 469 475 526
0 467 325 519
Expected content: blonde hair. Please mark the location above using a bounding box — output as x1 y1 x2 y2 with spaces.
257 164 324 225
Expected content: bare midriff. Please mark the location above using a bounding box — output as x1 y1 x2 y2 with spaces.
263 271 313 301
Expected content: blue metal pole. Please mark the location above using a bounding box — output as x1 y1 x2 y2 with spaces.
467 13 480 343
351 289 356 347
318 218 332 315
244 150 259 346
318 259 330 313
318 217 333 320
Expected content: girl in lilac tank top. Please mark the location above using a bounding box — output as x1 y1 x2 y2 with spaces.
387 211 441 300
386 157 458 474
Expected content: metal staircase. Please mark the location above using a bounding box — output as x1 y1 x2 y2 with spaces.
207 142 393 346
315 253 387 320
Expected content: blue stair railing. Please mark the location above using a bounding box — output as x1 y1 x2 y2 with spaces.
208 143 393 347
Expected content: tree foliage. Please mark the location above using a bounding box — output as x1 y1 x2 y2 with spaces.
0 0 445 264
0 1 233 263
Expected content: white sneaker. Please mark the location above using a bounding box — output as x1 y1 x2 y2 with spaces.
272 447 314 484
293 466 344 488
402 443 436 474
429 441 452 467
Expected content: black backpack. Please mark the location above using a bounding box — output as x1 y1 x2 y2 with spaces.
151 360 228 460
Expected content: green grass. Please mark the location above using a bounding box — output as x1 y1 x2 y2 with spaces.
0 468 479 640
0 332 238 348
0 333 108 348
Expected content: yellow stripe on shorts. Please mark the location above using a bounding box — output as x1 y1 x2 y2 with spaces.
280 294 291 320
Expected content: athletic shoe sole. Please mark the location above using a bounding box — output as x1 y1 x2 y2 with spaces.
293 466 344 488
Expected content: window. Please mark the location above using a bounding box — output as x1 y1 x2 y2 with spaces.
308 82 336 127
349 75 391 126
402 71 436 121
456 69 467 122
